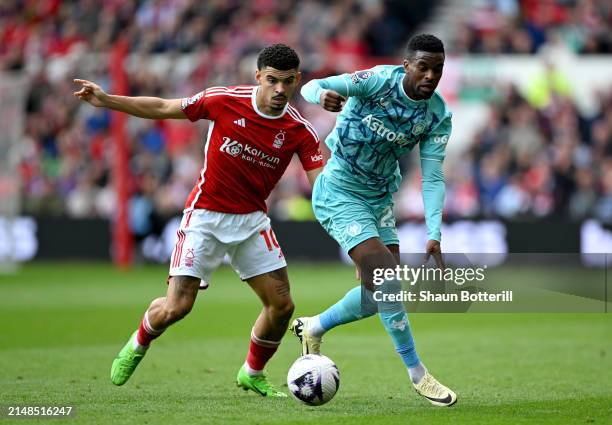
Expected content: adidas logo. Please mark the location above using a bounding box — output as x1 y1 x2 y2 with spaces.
233 117 246 127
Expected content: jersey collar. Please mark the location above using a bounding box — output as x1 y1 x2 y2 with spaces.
251 87 288 119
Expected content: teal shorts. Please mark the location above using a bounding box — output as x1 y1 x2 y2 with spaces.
312 173 399 253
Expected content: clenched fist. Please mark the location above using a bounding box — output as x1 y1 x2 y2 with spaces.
319 89 346 112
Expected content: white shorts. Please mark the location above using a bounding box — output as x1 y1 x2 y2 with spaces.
169 208 286 286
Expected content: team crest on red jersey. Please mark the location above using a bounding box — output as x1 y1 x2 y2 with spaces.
273 130 286 149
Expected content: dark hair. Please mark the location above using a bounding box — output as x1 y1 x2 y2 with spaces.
405 34 445 58
257 44 300 71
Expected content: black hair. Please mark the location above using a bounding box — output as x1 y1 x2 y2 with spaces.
405 34 445 58
257 44 300 71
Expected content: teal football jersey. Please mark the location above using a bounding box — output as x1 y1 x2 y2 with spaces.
304 65 451 195
301 65 452 241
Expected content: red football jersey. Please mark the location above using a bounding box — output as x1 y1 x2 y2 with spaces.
180 85 323 214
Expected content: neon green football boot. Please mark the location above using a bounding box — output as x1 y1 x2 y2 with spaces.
236 365 287 397
110 331 146 386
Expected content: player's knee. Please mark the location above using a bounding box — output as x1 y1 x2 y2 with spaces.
283 299 295 318
269 298 294 321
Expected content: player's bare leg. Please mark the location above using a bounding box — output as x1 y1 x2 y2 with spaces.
249 268 294 341
236 267 294 397
146 275 200 329
110 275 200 386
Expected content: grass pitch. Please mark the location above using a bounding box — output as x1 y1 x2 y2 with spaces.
1 262 610 424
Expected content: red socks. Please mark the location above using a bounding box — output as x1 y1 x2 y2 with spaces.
136 311 164 347
245 330 280 373
134 314 279 374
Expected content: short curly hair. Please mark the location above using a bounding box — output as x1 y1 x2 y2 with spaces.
257 44 300 71
405 34 445 58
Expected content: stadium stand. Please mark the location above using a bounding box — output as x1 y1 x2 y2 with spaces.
3 0 611 232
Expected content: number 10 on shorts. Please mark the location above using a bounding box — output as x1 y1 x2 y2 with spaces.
260 228 282 255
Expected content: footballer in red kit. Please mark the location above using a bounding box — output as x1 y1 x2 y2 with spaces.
74 44 324 397
180 85 322 214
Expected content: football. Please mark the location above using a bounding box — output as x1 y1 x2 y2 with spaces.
287 354 340 406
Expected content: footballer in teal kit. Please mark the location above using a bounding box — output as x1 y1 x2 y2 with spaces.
291 34 457 406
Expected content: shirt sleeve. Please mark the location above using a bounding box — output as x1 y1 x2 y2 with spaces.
296 127 324 171
300 69 385 103
419 114 451 241
180 88 224 121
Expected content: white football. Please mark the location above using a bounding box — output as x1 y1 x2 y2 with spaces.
287 354 340 405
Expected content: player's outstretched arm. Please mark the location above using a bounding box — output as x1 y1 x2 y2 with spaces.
73 79 186 120
301 77 347 112
301 69 384 112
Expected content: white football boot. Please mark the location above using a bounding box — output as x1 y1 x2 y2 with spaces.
413 371 457 406
290 317 322 355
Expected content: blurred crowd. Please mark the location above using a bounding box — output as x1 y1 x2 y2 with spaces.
397 83 612 223
4 0 612 234
453 0 611 55
0 0 434 72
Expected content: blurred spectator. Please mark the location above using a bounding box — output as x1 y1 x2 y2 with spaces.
452 0 611 55
413 82 612 223
0 0 429 71
524 59 571 109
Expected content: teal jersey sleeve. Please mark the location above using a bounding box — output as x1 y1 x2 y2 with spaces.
419 114 451 241
300 69 387 104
